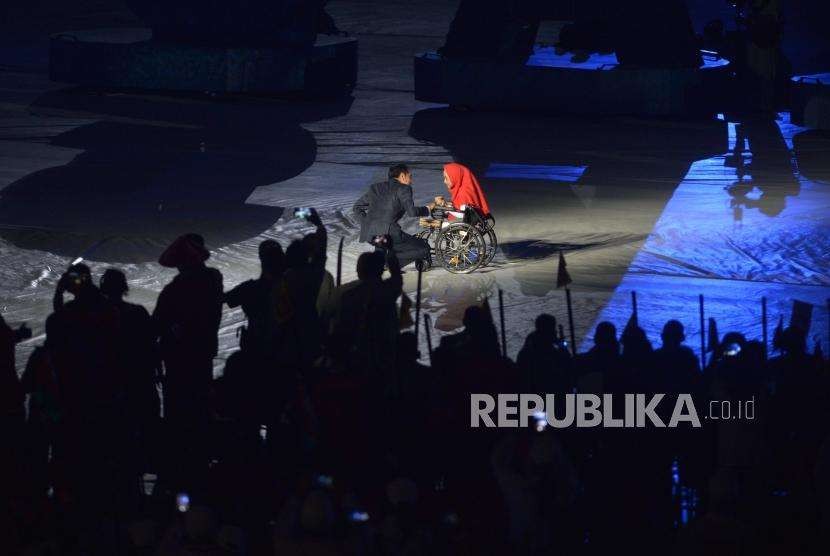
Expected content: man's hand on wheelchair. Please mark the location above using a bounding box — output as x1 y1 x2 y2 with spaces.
372 234 393 249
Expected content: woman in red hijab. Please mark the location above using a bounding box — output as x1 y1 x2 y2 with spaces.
441 162 491 217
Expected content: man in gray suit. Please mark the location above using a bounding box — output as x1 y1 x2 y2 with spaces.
353 164 435 268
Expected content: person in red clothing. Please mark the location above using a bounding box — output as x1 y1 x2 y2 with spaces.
440 162 491 217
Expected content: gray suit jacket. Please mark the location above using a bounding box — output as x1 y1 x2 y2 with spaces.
353 178 429 242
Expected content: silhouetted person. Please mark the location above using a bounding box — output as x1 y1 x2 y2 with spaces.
353 164 434 268
276 209 327 371
769 325 821 393
225 239 284 354
653 320 699 393
19 341 58 516
575 321 620 394
653 321 707 496
393 331 435 472
100 268 160 482
397 331 431 404
768 326 825 454
616 319 654 392
437 304 501 362
517 314 572 396
332 248 402 394
47 263 124 416
0 315 30 423
44 263 125 523
0 314 31 524
435 303 514 548
153 234 223 489
435 303 513 415
224 239 285 430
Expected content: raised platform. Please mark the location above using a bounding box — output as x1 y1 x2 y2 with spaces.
791 73 830 130
50 28 357 96
414 47 731 116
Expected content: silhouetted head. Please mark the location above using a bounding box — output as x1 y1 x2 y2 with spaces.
284 240 307 270
100 268 128 299
389 163 411 185
742 340 765 368
622 323 652 358
398 332 420 362
535 314 558 343
463 304 499 355
661 320 685 348
62 263 93 296
258 239 284 277
593 321 619 353
356 251 385 281
718 331 747 360
462 305 487 330
159 233 209 270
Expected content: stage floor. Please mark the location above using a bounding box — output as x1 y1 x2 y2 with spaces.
1 1 829 372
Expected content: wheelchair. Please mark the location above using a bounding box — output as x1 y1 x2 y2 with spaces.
416 205 498 274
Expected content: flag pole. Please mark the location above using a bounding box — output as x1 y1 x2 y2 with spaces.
336 237 344 287
566 288 576 357
424 313 434 366
498 289 507 357
699 294 706 369
415 265 423 344
762 296 768 361
631 291 638 326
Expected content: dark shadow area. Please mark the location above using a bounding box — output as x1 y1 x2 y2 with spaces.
793 129 830 184
499 239 603 261
0 89 353 261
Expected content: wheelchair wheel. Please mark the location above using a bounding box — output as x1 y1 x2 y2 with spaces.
481 227 498 267
435 223 486 274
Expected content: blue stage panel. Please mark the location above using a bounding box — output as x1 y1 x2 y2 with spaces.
485 163 587 182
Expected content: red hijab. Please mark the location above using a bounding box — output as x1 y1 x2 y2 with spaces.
444 163 491 217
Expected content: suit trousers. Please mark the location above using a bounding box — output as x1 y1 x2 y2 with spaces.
373 232 430 268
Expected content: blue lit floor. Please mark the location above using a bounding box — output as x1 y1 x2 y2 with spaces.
582 114 830 358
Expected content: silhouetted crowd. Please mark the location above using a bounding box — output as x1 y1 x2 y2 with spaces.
1 211 828 556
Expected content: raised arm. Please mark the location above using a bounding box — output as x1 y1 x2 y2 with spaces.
306 208 328 265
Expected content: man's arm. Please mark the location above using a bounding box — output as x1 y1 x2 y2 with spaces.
307 208 328 264
224 281 249 308
398 185 431 218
